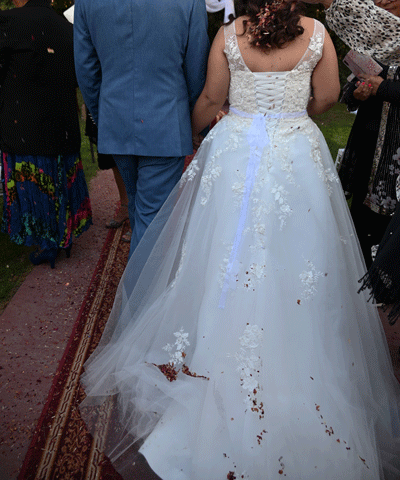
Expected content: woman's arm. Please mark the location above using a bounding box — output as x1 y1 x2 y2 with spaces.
326 0 400 66
191 26 230 136
302 0 400 66
308 29 341 116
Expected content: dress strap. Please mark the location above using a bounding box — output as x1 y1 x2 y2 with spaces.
223 21 251 73
293 19 325 72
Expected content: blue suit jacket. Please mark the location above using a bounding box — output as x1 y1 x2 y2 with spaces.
74 0 209 156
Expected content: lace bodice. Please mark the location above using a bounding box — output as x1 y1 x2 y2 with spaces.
224 19 325 114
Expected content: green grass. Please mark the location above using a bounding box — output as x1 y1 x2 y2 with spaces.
0 101 355 313
0 93 100 313
312 102 356 161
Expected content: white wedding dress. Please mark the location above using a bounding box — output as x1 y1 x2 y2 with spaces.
81 19 400 480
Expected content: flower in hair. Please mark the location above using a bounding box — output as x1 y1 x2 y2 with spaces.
249 0 285 40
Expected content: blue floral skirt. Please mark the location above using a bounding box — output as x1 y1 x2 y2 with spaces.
1 153 92 250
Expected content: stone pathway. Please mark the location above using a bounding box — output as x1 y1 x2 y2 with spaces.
0 169 119 480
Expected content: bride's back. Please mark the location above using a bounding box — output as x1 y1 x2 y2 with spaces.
235 15 317 73
191 1 340 134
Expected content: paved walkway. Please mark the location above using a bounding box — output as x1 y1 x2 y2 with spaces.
0 169 120 480
0 168 399 480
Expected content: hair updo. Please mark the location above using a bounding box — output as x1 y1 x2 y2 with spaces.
234 0 305 52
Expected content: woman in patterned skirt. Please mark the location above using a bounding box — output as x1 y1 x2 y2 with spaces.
0 0 92 268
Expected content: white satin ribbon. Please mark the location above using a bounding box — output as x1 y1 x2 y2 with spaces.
218 106 307 309
205 0 235 23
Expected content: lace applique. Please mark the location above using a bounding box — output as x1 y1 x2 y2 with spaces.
224 28 248 73
283 70 312 113
223 22 260 114
299 259 324 300
163 328 190 366
219 238 268 292
200 153 222 206
301 120 340 195
295 22 324 73
232 180 245 203
233 324 264 414
156 330 209 382
252 198 274 221
272 183 292 229
308 31 324 56
229 72 259 113
200 115 250 206
283 22 325 112
219 243 234 287
245 263 267 286
180 158 200 186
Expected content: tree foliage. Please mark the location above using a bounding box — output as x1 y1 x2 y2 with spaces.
0 0 73 13
0 0 13 10
51 0 73 16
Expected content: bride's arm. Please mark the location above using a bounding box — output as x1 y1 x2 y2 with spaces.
192 27 230 136
307 30 340 116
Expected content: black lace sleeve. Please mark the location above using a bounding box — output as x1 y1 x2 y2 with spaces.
376 79 400 105
359 203 400 325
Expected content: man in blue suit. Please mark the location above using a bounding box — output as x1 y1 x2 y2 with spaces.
74 0 209 256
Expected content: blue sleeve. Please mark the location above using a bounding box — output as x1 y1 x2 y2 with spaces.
73 0 102 125
183 0 210 113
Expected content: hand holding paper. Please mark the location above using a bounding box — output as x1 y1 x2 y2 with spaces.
343 50 383 81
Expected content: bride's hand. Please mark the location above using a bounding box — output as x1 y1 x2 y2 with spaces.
192 134 204 150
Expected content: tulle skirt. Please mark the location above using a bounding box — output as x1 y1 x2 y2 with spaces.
80 113 400 479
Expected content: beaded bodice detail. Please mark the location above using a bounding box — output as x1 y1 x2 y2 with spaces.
224 19 325 115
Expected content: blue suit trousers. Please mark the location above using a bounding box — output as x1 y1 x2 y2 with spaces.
113 155 185 257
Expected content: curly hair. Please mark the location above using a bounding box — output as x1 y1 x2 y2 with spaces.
233 0 305 52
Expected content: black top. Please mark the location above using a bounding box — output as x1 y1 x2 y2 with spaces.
0 0 80 155
339 65 400 213
359 202 400 325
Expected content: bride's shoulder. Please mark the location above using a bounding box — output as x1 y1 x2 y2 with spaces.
299 15 325 33
232 16 249 35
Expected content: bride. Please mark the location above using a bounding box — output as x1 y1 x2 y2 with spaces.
80 0 400 478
